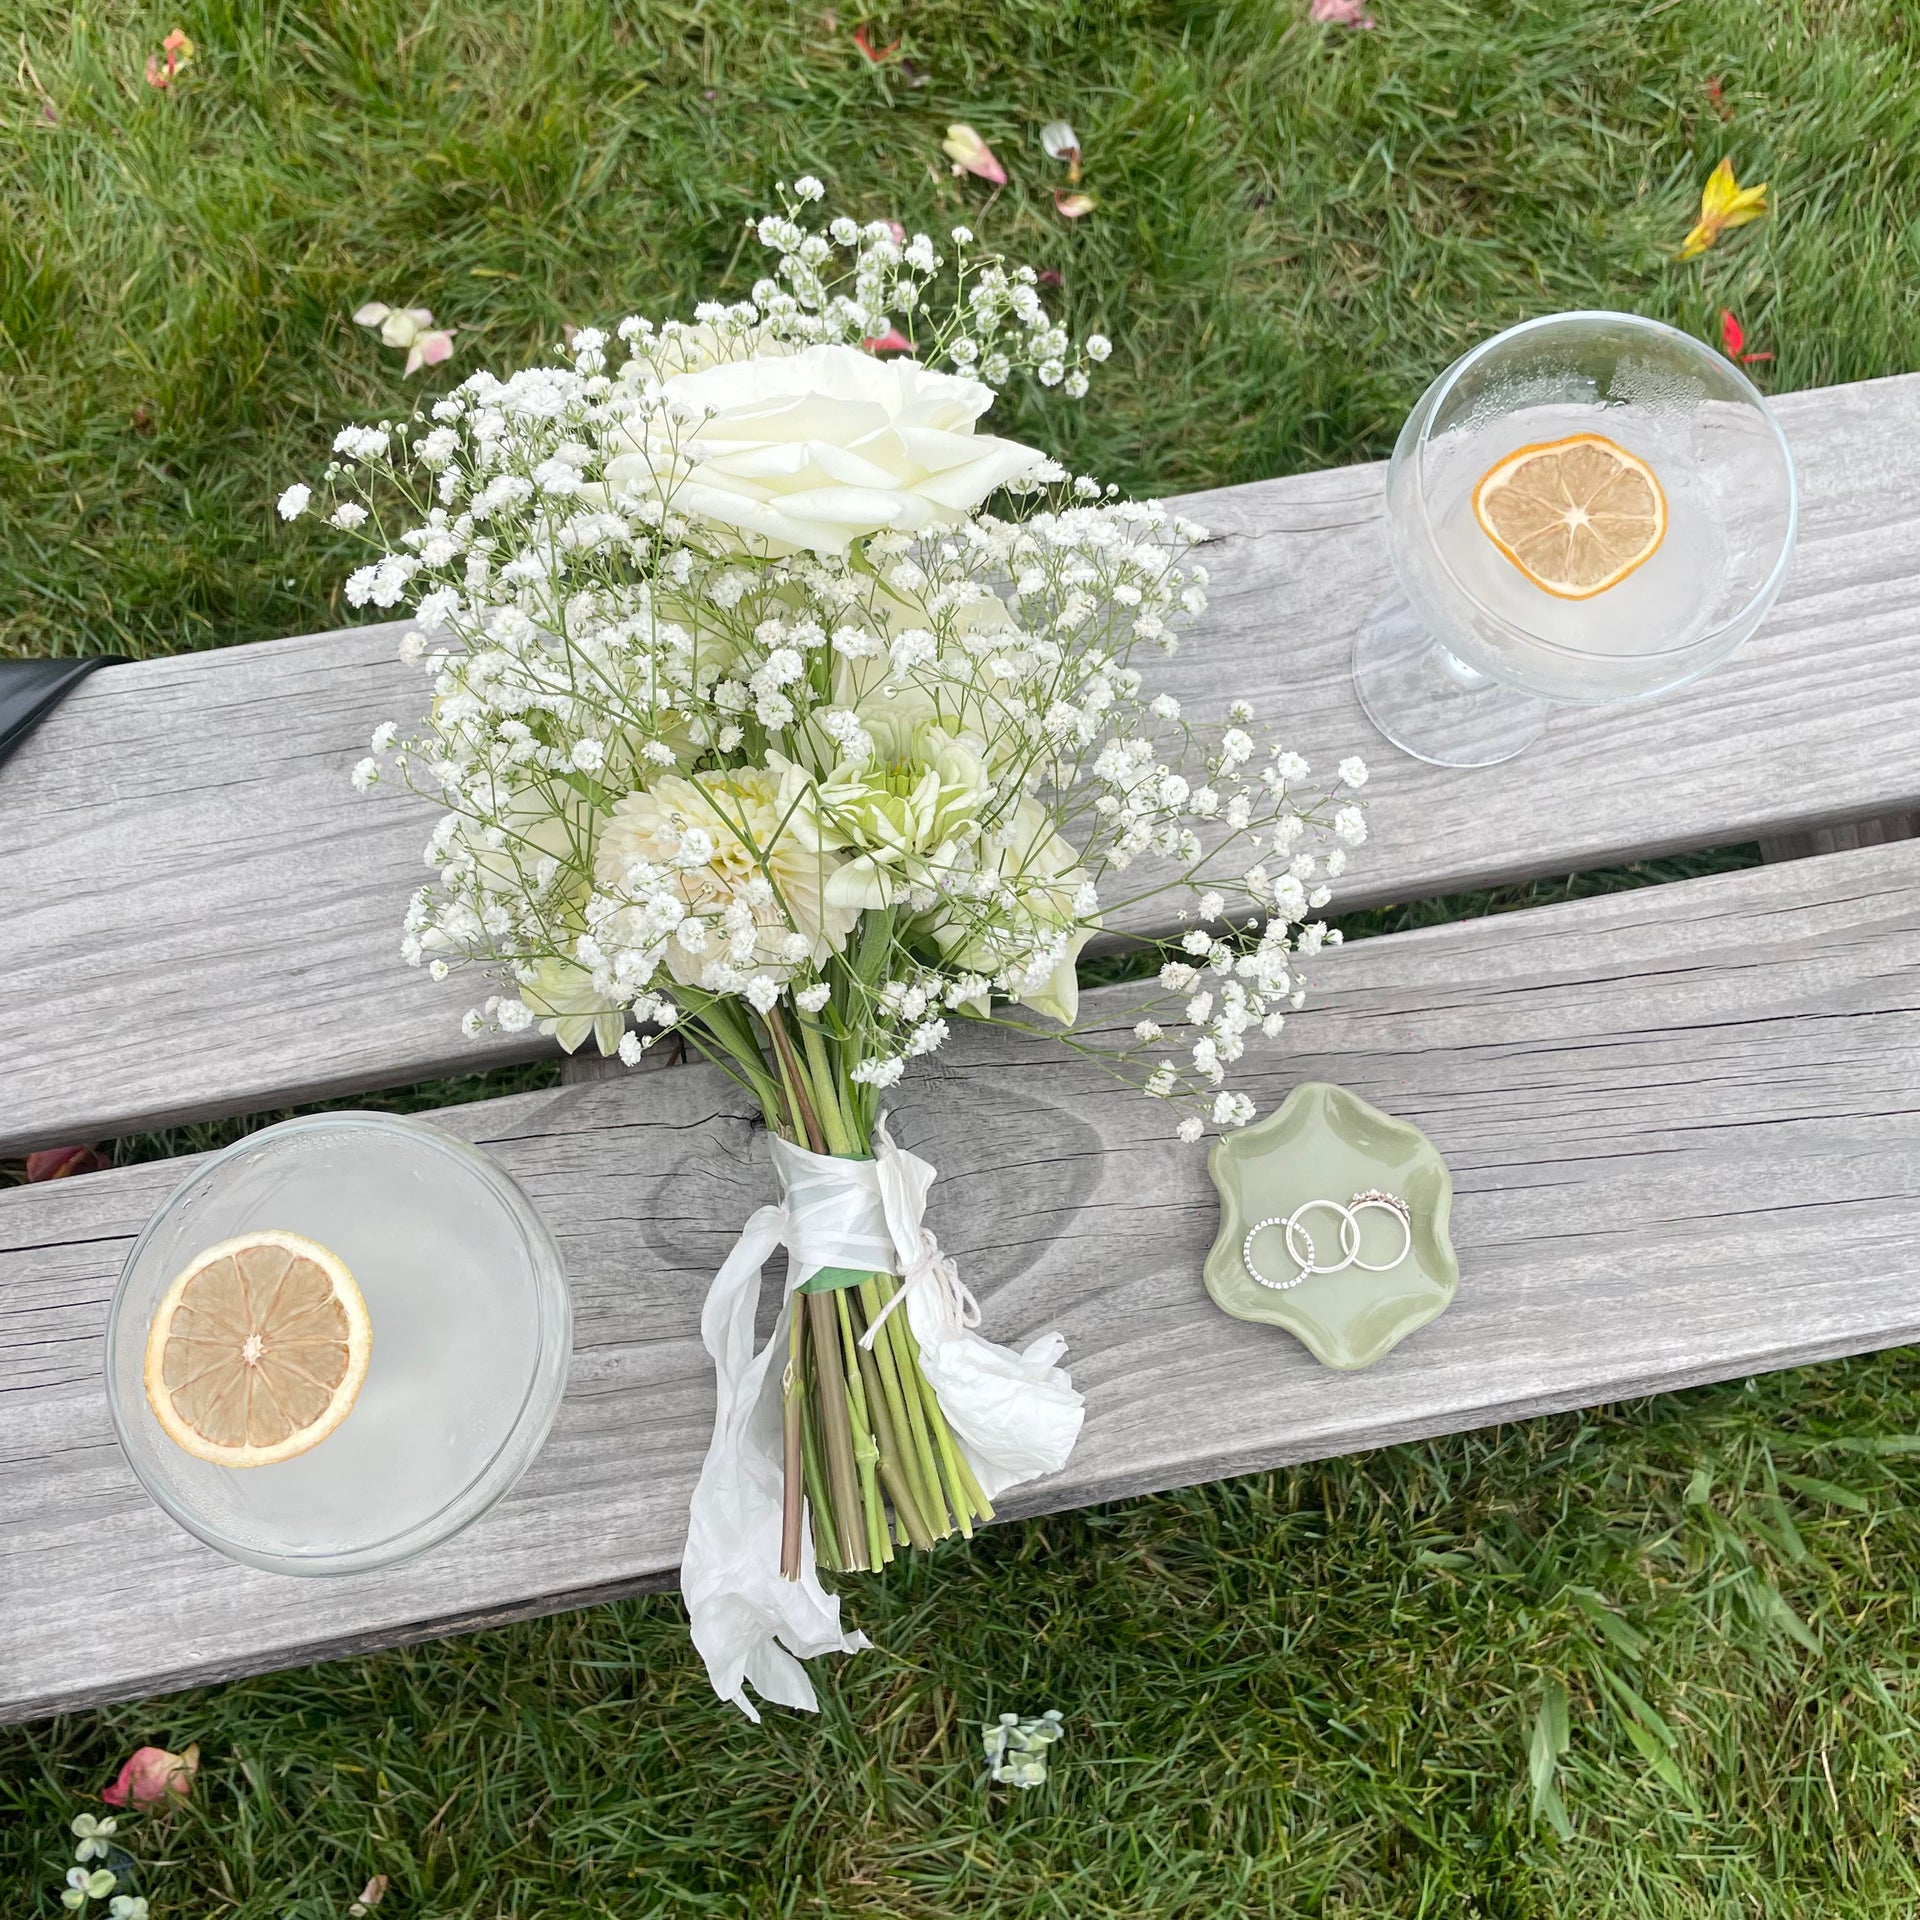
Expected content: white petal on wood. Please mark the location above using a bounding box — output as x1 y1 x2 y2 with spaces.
7 836 1920 1720
5 373 1920 1149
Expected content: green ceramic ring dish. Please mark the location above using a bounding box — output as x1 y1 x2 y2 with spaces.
1204 1081 1458 1369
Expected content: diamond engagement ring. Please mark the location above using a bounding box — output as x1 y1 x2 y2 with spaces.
1347 1188 1414 1273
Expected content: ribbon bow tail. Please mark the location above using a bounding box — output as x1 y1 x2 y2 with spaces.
868 1120 1086 1503
680 1200 869 1721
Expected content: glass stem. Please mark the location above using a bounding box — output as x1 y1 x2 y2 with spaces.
1434 645 1490 689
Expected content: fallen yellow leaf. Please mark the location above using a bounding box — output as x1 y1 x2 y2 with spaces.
1679 157 1769 260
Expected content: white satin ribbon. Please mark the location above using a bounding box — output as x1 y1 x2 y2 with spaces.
680 1119 1085 1720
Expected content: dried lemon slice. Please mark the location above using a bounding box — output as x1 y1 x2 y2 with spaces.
1472 432 1667 600
143 1230 371 1468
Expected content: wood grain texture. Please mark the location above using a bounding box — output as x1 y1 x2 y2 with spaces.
10 835 1920 1721
7 372 1919 1153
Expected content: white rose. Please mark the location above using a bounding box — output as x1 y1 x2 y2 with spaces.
604 344 1046 557
621 322 793 381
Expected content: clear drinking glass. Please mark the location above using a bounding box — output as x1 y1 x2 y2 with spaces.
106 1112 572 1576
1353 310 1798 767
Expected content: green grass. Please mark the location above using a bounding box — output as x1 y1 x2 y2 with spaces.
7 0 1920 1912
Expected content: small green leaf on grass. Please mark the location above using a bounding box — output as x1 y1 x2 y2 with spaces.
1778 1473 1871 1513
1745 1572 1823 1654
1569 1588 1648 1659
1617 1714 1696 1803
1592 1662 1697 1805
1528 1682 1572 1838
1593 1661 1678 1748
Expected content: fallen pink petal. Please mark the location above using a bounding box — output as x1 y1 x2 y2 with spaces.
1053 190 1096 219
1309 0 1376 24
353 302 392 328
861 326 915 354
144 28 196 88
102 1744 199 1808
26 1145 107 1181
943 123 1007 186
404 330 457 376
349 1874 390 1916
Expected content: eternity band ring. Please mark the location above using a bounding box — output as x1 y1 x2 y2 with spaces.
1243 1200 1361 1291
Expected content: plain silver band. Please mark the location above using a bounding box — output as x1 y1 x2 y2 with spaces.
1284 1199 1362 1277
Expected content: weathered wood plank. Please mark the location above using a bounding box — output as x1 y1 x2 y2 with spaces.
7 371 1919 1152
9 834 1920 1721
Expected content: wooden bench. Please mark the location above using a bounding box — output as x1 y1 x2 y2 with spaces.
7 373 1920 1723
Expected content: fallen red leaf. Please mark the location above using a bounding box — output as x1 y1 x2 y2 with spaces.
1719 309 1773 365
26 1145 107 1181
853 23 899 60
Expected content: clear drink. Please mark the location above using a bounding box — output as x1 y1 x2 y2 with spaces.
1355 313 1797 766
108 1113 570 1575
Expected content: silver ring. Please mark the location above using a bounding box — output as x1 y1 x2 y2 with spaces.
1242 1216 1305 1290
1347 1189 1413 1273
1243 1202 1360 1291
1285 1199 1361 1278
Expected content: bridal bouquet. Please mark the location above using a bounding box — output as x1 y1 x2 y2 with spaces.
291 179 1366 1718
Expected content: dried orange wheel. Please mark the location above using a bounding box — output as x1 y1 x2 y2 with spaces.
1472 432 1667 600
143 1230 372 1468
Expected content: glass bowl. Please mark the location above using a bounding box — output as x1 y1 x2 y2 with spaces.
106 1111 571 1577
1354 309 1799 766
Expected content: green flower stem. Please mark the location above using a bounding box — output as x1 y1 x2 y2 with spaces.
689 982 987 1576
798 1386 841 1572
683 998 785 1128
835 1290 888 1570
764 1006 826 1155
851 1314 937 1551
950 1426 993 1524
857 1277 942 1538
918 1359 990 1534
882 1301 952 1537
805 1291 868 1570
780 1305 806 1581
798 1017 858 1157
